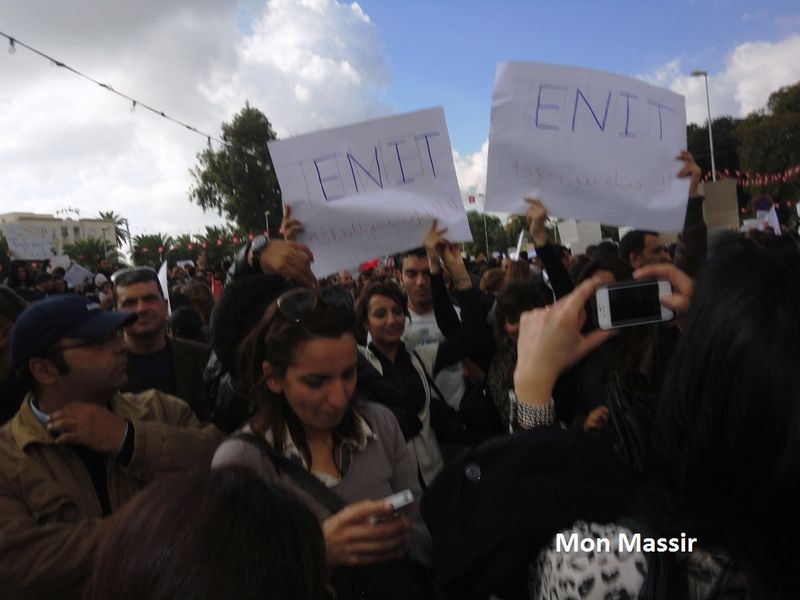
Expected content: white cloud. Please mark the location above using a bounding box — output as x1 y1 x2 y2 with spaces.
0 0 390 239
453 140 489 197
640 33 800 125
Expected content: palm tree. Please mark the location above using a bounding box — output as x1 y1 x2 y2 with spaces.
98 211 130 248
196 225 243 265
131 233 173 268
64 238 122 270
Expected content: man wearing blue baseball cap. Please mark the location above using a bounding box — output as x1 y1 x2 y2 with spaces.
0 295 223 600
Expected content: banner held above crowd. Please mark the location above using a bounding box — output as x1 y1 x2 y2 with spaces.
486 62 690 231
268 108 472 278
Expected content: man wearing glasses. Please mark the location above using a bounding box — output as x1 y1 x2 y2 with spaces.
0 294 221 599
112 268 211 421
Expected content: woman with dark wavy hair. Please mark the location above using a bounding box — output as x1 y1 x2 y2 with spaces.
85 467 326 600
519 240 800 598
211 284 434 598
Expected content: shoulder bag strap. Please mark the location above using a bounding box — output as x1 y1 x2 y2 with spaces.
412 350 447 404
231 431 346 514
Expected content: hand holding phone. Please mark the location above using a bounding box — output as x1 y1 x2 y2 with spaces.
370 489 414 524
323 497 411 567
595 279 673 330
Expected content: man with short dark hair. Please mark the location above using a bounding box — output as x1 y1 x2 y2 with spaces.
618 230 671 269
0 295 221 599
113 268 212 421
619 151 707 277
396 248 466 410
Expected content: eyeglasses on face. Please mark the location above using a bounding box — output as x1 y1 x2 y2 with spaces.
41 329 124 356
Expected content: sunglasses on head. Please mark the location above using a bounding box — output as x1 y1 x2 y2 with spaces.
111 266 159 286
275 287 354 323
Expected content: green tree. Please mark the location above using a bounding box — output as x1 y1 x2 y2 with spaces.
165 234 198 263
504 215 527 247
736 82 800 207
687 115 742 176
97 211 130 248
464 210 509 257
64 238 121 270
737 83 800 173
189 103 282 234
131 233 173 268
196 225 242 266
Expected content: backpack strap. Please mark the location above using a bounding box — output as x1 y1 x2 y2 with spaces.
231 431 346 515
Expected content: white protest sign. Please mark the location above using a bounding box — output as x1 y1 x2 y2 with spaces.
50 255 72 270
268 108 472 278
64 262 94 289
1 222 57 260
486 62 689 231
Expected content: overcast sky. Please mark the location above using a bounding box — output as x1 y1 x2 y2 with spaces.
1 0 799 238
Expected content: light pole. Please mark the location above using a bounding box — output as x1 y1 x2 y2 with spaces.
264 210 270 238
479 193 489 258
691 69 717 182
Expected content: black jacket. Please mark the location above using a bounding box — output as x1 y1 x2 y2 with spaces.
122 336 212 421
421 427 634 600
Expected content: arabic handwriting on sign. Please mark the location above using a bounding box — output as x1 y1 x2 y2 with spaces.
511 162 671 194
303 197 461 246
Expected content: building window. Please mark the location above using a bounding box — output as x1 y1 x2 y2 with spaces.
61 226 69 237
73 227 80 238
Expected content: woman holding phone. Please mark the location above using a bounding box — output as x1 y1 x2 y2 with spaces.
211 284 433 598
518 241 800 598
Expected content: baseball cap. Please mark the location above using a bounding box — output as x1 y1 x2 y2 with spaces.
11 295 137 368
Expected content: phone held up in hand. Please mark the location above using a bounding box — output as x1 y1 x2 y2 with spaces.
595 279 673 330
370 489 415 525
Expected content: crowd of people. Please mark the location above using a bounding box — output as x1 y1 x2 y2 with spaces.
2 150 800 599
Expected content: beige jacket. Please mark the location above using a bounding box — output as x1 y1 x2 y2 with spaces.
0 390 223 600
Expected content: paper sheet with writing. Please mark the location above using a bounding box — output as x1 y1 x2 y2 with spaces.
1 222 57 260
486 62 689 231
269 108 471 278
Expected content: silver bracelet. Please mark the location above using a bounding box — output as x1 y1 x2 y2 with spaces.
509 390 555 428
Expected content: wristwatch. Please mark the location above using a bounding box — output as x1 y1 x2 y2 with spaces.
509 390 555 428
250 234 270 271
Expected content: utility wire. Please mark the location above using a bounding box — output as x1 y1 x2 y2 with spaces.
1 30 255 154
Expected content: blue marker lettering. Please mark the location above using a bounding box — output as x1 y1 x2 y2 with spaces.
647 100 676 141
572 88 612 132
347 147 383 193
536 84 567 130
388 139 412 184
619 92 638 138
313 154 345 201
415 131 440 178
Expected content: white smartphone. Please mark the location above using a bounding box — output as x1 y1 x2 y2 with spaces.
595 279 673 330
370 489 415 525
384 489 414 511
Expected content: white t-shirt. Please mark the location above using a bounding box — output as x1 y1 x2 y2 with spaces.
403 308 466 410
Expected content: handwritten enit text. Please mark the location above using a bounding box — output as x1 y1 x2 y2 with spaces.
299 130 442 203
527 82 678 141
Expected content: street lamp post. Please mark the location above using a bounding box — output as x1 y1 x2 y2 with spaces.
479 193 489 258
691 70 717 182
